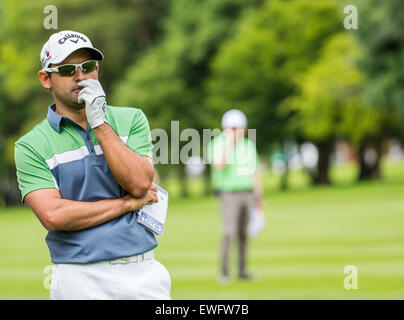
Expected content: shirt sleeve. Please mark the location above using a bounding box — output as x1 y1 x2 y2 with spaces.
125 110 153 159
14 141 57 202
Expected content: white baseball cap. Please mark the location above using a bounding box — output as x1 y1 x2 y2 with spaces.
221 109 247 129
40 30 103 68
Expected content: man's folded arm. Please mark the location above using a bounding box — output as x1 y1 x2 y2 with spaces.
24 187 157 232
93 109 155 198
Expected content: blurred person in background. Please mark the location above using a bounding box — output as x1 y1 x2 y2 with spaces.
208 109 262 283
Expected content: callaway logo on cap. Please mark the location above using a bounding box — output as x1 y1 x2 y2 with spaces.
40 30 103 68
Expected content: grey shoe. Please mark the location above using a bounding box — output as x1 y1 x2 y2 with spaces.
239 272 254 281
218 274 230 285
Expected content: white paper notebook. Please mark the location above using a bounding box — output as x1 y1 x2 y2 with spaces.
137 185 169 236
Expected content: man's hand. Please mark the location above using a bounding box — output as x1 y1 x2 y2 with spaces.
123 184 159 212
78 79 107 129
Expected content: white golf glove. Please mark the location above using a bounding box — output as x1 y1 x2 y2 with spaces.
77 79 107 129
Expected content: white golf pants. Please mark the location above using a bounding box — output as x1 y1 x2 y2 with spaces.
50 251 171 300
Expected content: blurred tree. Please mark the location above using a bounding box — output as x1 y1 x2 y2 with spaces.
113 0 263 196
354 0 404 132
351 0 404 180
282 33 398 184
206 0 341 186
0 0 41 204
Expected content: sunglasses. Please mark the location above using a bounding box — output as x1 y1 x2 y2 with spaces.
44 60 98 77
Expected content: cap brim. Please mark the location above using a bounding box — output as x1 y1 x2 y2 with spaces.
49 47 104 66
82 47 104 61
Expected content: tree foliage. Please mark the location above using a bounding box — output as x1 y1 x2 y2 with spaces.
206 0 342 153
113 0 262 132
354 0 404 131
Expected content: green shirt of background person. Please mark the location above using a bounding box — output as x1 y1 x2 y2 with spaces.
209 129 259 193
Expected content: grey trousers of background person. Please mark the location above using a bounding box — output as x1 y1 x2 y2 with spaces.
218 190 255 277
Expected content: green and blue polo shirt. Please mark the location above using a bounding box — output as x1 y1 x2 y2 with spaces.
14 103 157 264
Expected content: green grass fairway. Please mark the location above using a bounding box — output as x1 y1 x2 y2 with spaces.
1 162 404 299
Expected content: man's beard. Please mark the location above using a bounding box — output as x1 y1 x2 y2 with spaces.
53 85 85 110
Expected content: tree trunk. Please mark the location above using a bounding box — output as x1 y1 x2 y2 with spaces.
3 166 21 206
204 166 213 196
311 140 333 185
357 142 382 181
279 162 289 191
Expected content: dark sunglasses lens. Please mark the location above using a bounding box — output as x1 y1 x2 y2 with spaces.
81 61 97 74
58 65 76 76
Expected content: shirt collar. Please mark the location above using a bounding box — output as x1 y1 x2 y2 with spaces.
47 103 94 133
47 103 63 133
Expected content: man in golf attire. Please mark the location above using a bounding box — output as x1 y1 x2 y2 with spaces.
208 109 260 283
14 30 171 300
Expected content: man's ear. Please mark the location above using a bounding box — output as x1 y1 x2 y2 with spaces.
95 64 101 80
38 70 52 91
